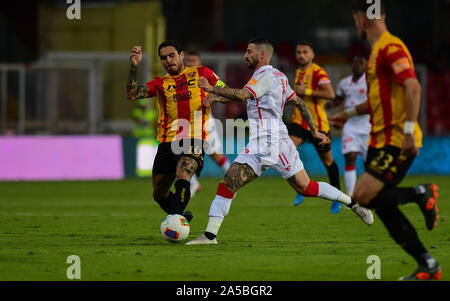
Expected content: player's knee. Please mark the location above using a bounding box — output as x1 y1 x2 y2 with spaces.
344 153 357 166
175 156 197 180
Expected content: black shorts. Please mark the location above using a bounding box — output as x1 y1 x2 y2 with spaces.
152 139 205 177
288 122 331 153
364 145 416 187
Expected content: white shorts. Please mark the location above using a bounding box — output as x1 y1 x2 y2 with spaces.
342 130 369 159
234 137 304 179
204 117 223 155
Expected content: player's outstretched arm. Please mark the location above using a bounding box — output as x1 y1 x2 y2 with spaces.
330 101 369 129
198 77 251 103
287 95 317 133
126 46 150 101
203 81 235 105
288 95 329 146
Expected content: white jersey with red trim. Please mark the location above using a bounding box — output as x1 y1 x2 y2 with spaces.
243 65 295 144
236 65 301 174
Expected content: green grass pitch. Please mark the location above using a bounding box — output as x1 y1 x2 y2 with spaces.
0 176 448 281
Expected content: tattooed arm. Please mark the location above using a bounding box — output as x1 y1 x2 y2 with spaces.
287 95 330 145
198 77 251 103
204 93 234 105
126 45 150 101
126 64 150 101
287 95 317 133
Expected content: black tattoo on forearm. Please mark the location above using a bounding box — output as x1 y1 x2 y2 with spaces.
223 162 257 193
212 86 252 102
289 96 317 133
126 65 149 100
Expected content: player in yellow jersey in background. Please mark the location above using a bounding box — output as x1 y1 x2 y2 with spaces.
287 41 342 213
331 0 440 280
126 40 226 223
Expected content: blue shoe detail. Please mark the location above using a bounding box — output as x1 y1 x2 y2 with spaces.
330 201 342 214
294 193 304 206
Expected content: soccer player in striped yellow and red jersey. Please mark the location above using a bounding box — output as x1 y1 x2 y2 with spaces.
288 41 342 213
126 40 226 223
331 0 441 280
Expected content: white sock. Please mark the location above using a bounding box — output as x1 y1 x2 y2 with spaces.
344 167 357 197
205 216 224 236
318 182 351 206
206 183 235 236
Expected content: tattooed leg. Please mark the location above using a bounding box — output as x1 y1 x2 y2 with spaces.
222 162 258 193
176 156 199 181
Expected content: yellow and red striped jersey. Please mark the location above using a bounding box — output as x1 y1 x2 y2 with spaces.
145 66 219 143
290 63 331 132
366 31 422 149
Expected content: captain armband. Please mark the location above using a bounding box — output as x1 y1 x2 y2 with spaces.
214 80 226 88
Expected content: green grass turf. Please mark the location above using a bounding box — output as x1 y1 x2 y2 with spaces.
0 176 448 281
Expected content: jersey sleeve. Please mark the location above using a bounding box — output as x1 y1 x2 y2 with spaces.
285 80 296 101
382 43 416 85
198 66 220 86
144 78 160 98
316 68 331 85
244 72 272 99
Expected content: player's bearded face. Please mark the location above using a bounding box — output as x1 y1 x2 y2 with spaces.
244 45 260 70
296 46 313 67
159 46 184 75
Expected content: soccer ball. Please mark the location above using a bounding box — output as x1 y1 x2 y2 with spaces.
160 214 190 242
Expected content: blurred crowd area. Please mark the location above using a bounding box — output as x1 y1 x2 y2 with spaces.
0 0 449 135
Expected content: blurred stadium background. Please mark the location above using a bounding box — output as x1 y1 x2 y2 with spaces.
1 0 449 179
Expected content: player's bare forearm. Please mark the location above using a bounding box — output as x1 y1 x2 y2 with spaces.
211 86 252 102
206 93 234 104
126 65 149 101
289 95 317 133
355 101 369 115
403 78 421 122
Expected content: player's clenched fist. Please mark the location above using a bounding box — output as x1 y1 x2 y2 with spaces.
130 46 142 66
198 76 214 92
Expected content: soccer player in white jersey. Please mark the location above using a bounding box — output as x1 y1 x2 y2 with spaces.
186 38 373 245
332 56 371 197
185 51 231 197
